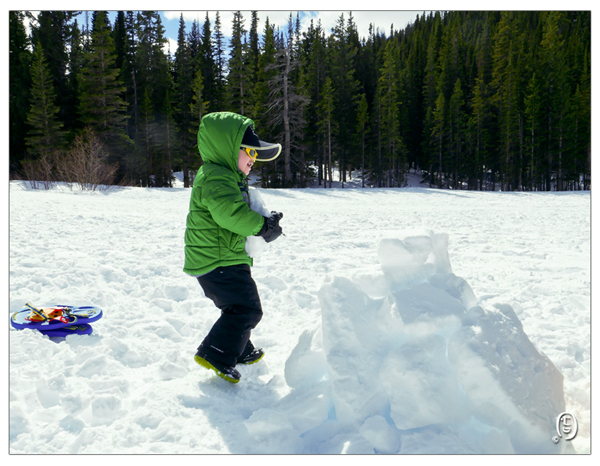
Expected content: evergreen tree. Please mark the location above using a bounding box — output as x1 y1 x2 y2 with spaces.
265 15 309 187
421 12 442 179
213 12 226 110
199 13 217 112
112 11 127 71
254 17 278 137
491 12 524 190
402 18 426 172
378 38 405 187
119 11 140 145
431 91 446 188
299 19 328 185
173 14 196 187
319 77 335 188
136 11 170 115
188 19 201 71
467 17 494 190
449 78 467 188
246 11 261 121
66 19 85 134
160 89 177 187
137 88 155 186
227 11 249 114
9 11 32 172
539 11 570 191
356 93 369 187
573 44 591 189
328 13 361 184
77 11 128 171
523 72 543 190
189 68 208 179
29 11 78 131
25 42 67 160
9 10 592 190
570 13 591 189
135 11 173 186
469 74 490 189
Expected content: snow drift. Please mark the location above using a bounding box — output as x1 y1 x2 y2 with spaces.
283 230 568 454
10 182 587 454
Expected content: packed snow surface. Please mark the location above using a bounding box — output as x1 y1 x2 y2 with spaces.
9 178 590 454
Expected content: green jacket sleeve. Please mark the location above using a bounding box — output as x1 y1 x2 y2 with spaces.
201 166 264 237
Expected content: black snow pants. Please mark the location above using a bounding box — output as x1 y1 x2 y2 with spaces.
196 264 263 367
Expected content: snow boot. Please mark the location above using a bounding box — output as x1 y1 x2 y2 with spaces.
237 347 265 365
194 351 241 384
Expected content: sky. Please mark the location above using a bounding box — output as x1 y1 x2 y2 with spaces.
21 2 597 55
21 7 425 46
158 10 427 54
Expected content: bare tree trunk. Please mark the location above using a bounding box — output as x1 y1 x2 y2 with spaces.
547 115 553 191
438 133 443 188
282 49 292 185
318 145 323 187
558 118 563 191
166 120 172 187
361 125 365 188
327 118 332 188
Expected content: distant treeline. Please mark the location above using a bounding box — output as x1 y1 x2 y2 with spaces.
9 11 590 190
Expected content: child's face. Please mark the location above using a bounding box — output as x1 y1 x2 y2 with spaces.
238 149 255 176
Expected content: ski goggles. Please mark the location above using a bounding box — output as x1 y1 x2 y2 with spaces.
241 147 258 162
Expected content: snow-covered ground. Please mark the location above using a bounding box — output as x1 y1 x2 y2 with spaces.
8 176 590 454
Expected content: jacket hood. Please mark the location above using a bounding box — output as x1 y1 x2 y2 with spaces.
198 112 254 175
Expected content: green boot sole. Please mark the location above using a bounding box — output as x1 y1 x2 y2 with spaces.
194 355 240 384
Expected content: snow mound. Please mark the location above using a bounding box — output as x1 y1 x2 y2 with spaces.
283 230 568 454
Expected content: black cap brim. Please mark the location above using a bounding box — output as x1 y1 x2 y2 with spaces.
241 141 282 162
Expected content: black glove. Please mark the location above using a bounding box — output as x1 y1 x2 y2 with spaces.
257 211 283 243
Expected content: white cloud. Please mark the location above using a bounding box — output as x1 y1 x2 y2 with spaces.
301 11 429 40
351 11 427 38
162 10 425 50
163 10 299 40
164 37 178 55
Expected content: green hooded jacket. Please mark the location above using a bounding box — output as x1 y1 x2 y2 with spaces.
184 112 265 276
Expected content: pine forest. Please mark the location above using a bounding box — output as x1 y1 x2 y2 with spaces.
9 11 591 191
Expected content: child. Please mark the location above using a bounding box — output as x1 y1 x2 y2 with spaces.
184 112 284 383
